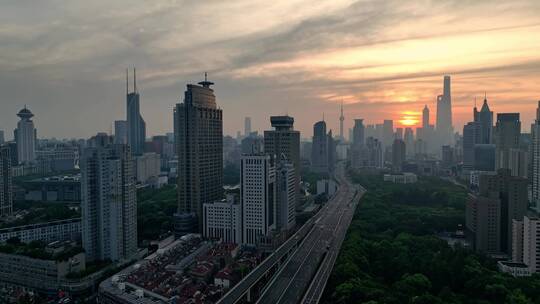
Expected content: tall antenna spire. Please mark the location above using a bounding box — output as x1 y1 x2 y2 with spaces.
474 97 477 108
205 72 208 82
126 68 129 95
133 68 137 93
484 91 487 101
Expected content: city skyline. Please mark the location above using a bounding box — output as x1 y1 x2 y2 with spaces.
1 1 540 139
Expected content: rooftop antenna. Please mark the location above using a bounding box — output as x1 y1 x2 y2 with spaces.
322 112 325 122
126 68 129 94
474 97 477 108
484 91 487 101
205 72 208 82
133 68 137 93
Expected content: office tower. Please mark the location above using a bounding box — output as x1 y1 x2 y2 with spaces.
391 139 406 172
474 95 493 144
0 146 13 217
327 130 336 173
531 101 540 210
466 193 501 253
436 75 453 145
311 121 328 173
352 119 365 147
135 152 161 185
241 154 276 246
275 157 296 231
126 69 146 156
203 195 242 244
175 75 223 235
348 128 353 143
422 105 429 128
0 131 4 144
242 133 264 154
244 117 252 136
382 120 394 147
14 106 36 164
441 145 454 168
512 216 540 273
509 148 528 178
339 101 345 141
463 122 481 171
404 128 414 158
479 169 528 254
301 141 312 163
81 141 137 262
474 144 496 171
494 113 521 171
264 116 300 202
114 120 128 144
395 128 403 140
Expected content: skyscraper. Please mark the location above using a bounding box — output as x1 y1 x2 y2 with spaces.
241 154 276 246
352 119 365 147
14 106 36 164
422 105 429 128
114 120 128 144
244 117 252 136
126 69 146 156
311 120 328 173
463 122 481 171
339 101 345 141
264 116 300 202
0 131 4 145
494 113 521 171
474 95 493 144
81 139 137 262
0 145 13 217
175 75 223 235
436 76 453 145
531 101 540 210
404 127 414 158
276 157 296 232
382 120 394 148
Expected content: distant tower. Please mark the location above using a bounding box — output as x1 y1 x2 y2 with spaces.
14 106 36 164
244 117 252 136
436 76 453 145
422 105 429 128
175 74 223 235
126 68 146 156
311 121 328 173
531 101 540 210
474 94 493 144
339 101 345 141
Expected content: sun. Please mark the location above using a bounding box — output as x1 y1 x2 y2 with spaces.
399 112 420 127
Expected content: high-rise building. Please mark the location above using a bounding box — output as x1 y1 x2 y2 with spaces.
81 140 137 262
203 195 242 244
479 169 528 254
264 116 300 202
244 117 252 137
509 148 528 178
352 119 365 147
14 106 36 164
463 122 481 171
275 157 296 232
395 128 403 140
474 95 493 144
174 75 223 235
474 144 496 171
494 113 521 171
404 128 414 158
327 130 336 173
126 69 146 156
441 145 454 168
466 193 501 254
531 101 540 210
242 133 264 154
0 145 13 217
511 216 540 274
391 139 406 172
352 137 383 169
422 105 430 128
0 131 4 145
241 154 276 246
339 101 345 141
311 121 328 173
114 120 128 144
436 76 453 145
382 120 394 148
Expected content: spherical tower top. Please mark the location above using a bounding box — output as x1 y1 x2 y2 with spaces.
17 106 34 119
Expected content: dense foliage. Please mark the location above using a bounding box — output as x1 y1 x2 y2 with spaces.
322 171 540 304
137 185 177 242
1 203 79 229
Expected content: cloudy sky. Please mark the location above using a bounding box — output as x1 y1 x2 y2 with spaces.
1 0 540 139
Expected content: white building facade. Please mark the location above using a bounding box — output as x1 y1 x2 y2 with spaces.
241 154 276 246
203 195 241 244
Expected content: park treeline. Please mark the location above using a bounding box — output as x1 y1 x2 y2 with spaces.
322 172 540 304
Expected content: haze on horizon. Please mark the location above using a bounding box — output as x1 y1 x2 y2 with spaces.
1 0 540 139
